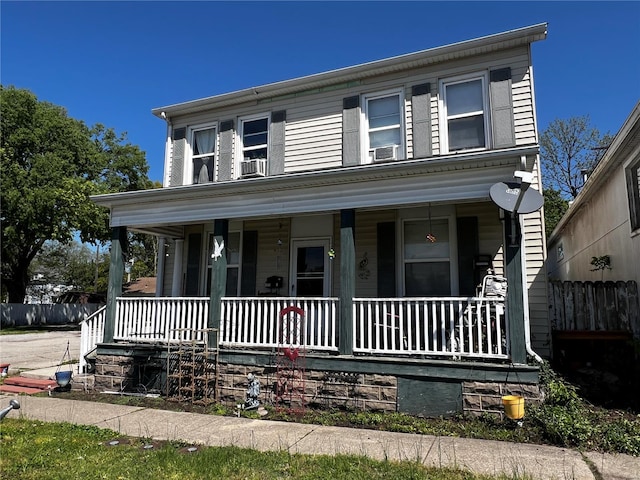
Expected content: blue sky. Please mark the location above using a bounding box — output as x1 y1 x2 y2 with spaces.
2 1 639 183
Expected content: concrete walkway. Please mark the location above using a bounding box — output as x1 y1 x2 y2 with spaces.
0 329 81 374
1 393 638 480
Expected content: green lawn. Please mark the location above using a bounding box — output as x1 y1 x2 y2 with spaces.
0 419 529 480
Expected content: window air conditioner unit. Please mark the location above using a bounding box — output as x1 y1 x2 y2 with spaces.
241 159 267 177
370 145 398 162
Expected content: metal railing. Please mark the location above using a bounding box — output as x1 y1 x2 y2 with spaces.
353 297 509 359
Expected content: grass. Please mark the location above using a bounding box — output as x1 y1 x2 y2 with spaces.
0 419 530 480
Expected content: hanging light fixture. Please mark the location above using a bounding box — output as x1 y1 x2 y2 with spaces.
426 203 437 243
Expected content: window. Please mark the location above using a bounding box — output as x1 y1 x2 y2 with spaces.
364 91 404 162
440 74 489 153
626 157 640 231
191 126 216 184
403 219 451 296
240 116 269 161
206 231 241 296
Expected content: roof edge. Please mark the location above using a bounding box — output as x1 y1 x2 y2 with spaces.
152 23 547 119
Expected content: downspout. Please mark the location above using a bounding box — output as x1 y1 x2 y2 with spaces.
519 215 544 364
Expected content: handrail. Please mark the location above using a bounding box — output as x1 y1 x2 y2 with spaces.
79 305 106 373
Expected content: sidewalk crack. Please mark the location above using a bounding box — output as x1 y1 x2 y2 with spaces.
581 452 604 480
91 406 147 426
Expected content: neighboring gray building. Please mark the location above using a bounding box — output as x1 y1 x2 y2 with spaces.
547 101 640 284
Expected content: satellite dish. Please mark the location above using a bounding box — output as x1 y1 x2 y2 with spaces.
490 182 543 214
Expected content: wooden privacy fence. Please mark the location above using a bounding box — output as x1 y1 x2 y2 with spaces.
549 280 640 338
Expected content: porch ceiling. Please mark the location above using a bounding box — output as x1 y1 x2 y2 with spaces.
92 146 538 233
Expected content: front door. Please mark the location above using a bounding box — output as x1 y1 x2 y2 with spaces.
290 239 330 296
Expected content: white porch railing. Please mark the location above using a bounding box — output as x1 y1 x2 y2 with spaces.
353 297 509 359
80 296 510 364
221 297 339 351
114 297 209 343
79 306 106 373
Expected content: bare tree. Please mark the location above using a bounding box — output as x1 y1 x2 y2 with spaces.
540 116 612 199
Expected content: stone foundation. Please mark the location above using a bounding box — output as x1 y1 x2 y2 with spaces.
94 353 164 393
94 355 136 392
94 347 540 417
462 381 543 418
217 363 397 412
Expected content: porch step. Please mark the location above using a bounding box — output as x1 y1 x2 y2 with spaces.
3 377 58 390
0 376 58 395
0 384 47 395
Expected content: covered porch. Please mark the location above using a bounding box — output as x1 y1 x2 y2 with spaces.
87 149 540 415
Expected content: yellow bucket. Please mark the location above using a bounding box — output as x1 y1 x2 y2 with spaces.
502 395 525 420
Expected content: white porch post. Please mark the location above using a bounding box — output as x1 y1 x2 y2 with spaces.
171 238 184 296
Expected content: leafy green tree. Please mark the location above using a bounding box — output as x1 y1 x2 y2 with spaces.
540 116 612 199
1 86 150 302
543 188 569 238
30 241 106 292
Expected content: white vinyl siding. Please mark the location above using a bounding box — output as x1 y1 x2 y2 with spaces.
285 109 343 172
165 48 536 177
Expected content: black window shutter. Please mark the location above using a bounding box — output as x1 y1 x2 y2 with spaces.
185 233 202 296
377 222 396 296
172 127 186 140
456 217 479 296
240 230 258 296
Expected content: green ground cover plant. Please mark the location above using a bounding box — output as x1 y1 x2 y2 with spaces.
0 419 529 480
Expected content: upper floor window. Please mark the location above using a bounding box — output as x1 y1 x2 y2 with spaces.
191 126 216 184
364 91 404 162
239 115 269 177
440 74 489 153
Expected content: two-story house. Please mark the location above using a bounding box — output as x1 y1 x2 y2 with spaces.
86 24 549 417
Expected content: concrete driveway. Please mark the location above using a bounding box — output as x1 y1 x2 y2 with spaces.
0 329 80 374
